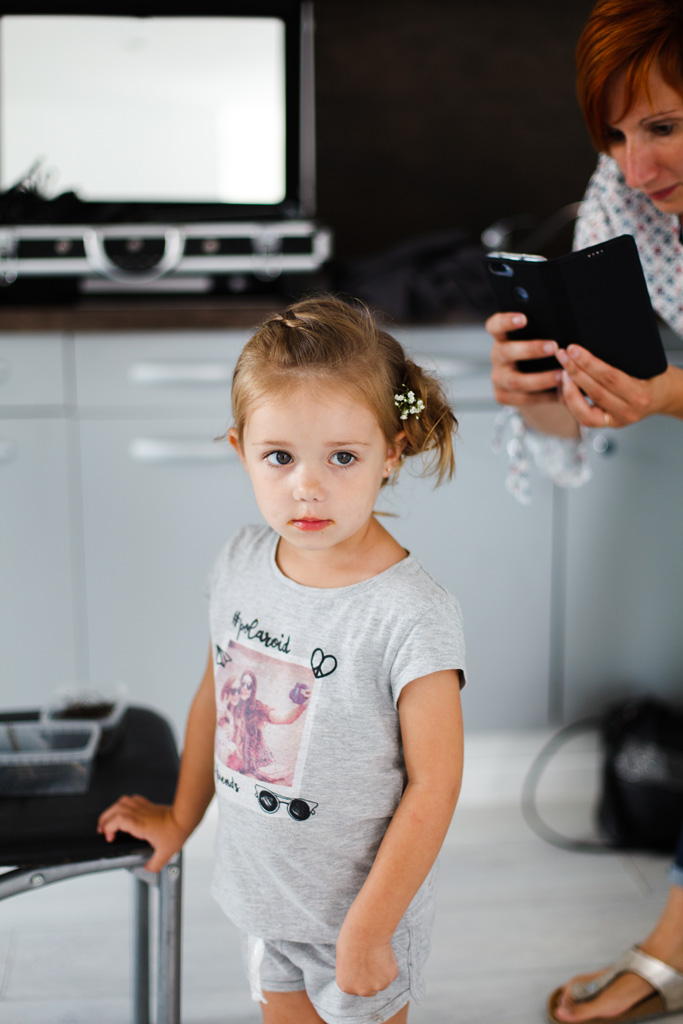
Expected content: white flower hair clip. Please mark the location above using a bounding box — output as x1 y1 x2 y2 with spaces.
394 389 425 421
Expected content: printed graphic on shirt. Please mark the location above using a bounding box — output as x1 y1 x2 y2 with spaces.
214 639 320 815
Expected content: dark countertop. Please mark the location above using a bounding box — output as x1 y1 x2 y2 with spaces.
0 297 287 333
0 299 486 334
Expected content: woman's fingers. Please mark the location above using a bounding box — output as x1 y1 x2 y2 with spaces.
558 346 655 427
485 311 528 338
490 340 562 405
487 311 562 405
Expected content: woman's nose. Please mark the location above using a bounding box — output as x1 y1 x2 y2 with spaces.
622 139 658 190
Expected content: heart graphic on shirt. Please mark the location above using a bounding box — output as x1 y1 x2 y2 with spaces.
310 648 337 678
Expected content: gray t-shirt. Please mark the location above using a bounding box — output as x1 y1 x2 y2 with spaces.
207 524 466 942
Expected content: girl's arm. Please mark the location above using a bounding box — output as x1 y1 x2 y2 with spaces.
335 668 464 997
97 645 217 872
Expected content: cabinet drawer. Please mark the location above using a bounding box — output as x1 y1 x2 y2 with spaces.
0 334 66 407
74 330 250 413
395 325 494 403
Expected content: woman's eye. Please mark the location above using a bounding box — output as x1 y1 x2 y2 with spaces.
266 451 293 466
331 451 355 466
604 127 624 145
651 122 674 137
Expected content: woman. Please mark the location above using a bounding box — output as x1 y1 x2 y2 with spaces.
489 0 683 459
486 2 683 1022
237 669 309 784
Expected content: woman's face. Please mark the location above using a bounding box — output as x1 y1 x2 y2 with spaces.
239 673 256 702
605 66 683 216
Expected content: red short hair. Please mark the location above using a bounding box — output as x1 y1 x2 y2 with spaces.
576 0 683 150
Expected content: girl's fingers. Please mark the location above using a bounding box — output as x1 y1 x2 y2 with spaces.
97 794 148 839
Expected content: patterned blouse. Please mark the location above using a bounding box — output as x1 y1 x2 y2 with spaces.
498 153 683 503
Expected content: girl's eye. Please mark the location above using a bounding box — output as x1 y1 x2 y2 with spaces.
331 451 355 466
266 451 293 466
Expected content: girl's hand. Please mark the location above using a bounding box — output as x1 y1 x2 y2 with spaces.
335 922 399 997
487 312 563 407
557 345 681 428
97 794 188 872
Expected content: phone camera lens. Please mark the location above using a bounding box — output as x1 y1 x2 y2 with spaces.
513 286 529 302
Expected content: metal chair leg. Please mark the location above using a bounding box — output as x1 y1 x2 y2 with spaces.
157 851 182 1024
133 874 151 1024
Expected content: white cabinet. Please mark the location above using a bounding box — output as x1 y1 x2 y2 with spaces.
74 331 260 731
0 335 78 705
78 417 260 729
391 327 556 728
563 416 683 721
388 412 555 729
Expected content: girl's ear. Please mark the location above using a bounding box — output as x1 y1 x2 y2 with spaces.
384 430 406 476
228 427 245 463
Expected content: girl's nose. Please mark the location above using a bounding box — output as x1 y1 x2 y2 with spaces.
293 466 324 502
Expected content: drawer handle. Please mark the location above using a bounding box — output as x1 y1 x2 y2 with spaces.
0 440 17 463
129 438 233 464
129 362 233 386
427 356 488 378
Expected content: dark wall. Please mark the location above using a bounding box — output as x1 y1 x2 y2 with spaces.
313 0 598 259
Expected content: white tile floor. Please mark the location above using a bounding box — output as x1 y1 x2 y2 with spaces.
0 732 679 1024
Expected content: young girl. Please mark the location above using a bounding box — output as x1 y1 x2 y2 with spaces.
98 296 466 1024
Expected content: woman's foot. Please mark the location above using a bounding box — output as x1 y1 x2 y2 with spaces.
551 886 683 1022
552 967 657 1022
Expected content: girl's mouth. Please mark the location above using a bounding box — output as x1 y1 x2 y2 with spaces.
291 518 332 531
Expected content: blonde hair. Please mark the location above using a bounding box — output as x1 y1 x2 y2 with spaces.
229 295 457 485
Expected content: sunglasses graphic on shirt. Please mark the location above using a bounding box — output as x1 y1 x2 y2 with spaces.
255 785 318 821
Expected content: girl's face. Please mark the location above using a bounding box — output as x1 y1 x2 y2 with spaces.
605 66 683 216
229 383 403 571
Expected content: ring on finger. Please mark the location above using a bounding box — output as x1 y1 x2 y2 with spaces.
603 411 610 427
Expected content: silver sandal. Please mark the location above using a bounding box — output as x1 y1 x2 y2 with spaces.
548 946 683 1023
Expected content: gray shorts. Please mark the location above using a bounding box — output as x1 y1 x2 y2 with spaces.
240 872 436 1024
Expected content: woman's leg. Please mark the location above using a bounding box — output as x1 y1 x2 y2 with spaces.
553 823 683 1021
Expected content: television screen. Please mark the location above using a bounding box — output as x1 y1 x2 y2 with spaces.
0 2 312 221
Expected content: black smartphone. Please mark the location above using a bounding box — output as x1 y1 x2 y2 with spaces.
485 234 668 378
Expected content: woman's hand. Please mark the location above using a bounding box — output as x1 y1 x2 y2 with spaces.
487 312 563 407
557 345 683 428
335 921 399 997
97 794 188 872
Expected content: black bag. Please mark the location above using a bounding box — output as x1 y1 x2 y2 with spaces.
522 697 683 854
